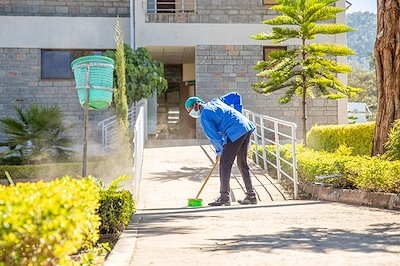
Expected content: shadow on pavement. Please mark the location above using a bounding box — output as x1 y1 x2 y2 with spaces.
146 166 217 183
203 223 400 254
137 201 327 215
131 202 329 238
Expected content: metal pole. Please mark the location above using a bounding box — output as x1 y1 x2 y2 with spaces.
251 114 259 165
291 126 298 199
82 64 90 177
130 0 136 50
260 118 267 171
274 121 281 181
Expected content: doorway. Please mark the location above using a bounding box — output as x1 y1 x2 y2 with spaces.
157 65 196 139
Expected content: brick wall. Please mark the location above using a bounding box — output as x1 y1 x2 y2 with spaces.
147 0 278 23
0 48 114 144
0 0 130 17
195 45 339 139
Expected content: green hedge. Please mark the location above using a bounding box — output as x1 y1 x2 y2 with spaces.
98 176 136 235
0 177 101 266
306 122 375 155
252 145 400 194
0 163 84 180
0 160 127 181
99 190 135 235
345 156 400 194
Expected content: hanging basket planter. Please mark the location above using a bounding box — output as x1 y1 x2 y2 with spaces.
71 55 115 110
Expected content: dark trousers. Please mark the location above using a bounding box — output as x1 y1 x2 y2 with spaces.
219 132 255 200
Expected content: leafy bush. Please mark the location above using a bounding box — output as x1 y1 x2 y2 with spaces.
0 161 109 181
98 176 135 235
306 122 375 155
104 45 168 104
345 156 400 194
0 177 101 266
295 146 355 188
384 119 400 160
252 144 400 193
0 104 74 164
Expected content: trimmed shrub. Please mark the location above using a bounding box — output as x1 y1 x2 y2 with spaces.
295 146 353 186
252 144 400 193
98 176 135 235
306 122 375 155
0 160 119 182
385 119 400 161
345 156 400 194
0 177 101 266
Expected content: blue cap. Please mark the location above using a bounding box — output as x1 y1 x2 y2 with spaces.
185 96 204 110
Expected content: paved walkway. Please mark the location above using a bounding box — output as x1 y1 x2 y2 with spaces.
107 140 400 266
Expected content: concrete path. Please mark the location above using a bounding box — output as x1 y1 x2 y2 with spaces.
108 140 400 266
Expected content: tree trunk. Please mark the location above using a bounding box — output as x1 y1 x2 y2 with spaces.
372 0 400 156
302 79 307 146
302 39 307 146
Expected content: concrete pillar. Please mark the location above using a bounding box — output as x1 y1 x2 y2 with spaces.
147 91 158 135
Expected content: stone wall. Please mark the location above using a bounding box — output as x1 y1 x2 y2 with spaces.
195 45 339 139
147 0 278 23
0 48 114 144
0 0 130 17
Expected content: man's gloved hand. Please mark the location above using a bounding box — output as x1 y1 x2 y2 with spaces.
215 156 220 163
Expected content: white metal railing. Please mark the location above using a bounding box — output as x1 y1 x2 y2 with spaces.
244 109 299 199
98 101 147 152
97 106 135 152
147 0 196 14
132 100 147 203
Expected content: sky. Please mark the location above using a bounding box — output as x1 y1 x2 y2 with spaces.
347 0 377 13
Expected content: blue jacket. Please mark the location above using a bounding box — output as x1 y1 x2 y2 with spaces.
199 92 255 156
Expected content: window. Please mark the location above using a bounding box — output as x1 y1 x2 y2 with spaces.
263 0 277 5
263 46 287 61
41 49 105 79
147 0 195 13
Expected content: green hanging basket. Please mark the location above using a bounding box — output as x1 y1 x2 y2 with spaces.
71 55 115 110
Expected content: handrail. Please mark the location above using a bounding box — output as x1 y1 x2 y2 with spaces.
98 105 137 152
132 101 147 203
243 109 298 199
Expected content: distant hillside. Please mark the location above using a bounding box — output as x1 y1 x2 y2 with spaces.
347 12 377 70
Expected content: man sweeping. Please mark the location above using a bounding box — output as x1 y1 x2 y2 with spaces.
185 92 257 206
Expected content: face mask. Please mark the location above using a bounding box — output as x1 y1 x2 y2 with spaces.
189 108 201 118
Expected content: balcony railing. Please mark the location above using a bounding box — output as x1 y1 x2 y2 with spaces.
147 0 195 14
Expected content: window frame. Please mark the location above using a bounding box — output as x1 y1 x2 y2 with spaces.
40 49 106 80
263 46 287 61
262 0 277 6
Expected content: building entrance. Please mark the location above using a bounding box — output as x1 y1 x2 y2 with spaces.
156 65 195 139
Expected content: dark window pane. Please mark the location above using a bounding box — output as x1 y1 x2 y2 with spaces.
41 50 106 79
41 50 74 79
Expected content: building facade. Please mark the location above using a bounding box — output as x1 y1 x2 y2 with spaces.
0 0 348 144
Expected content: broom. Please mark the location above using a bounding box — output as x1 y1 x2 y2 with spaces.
188 157 220 207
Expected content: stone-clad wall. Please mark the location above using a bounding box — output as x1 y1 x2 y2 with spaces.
147 0 278 23
0 48 114 143
0 0 130 17
195 45 339 139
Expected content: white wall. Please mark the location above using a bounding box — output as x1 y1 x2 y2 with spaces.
0 16 130 49
182 64 195 82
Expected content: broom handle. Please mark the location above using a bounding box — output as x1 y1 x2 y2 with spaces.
195 157 220 199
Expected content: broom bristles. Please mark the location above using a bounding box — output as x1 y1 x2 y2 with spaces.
188 198 203 207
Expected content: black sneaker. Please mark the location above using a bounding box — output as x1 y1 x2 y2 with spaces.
208 197 231 206
238 194 257 205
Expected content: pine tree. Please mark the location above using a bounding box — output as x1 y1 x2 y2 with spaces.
251 0 362 146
